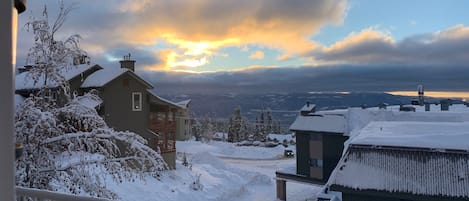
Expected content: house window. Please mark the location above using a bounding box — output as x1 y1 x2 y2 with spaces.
309 158 323 168
132 92 142 111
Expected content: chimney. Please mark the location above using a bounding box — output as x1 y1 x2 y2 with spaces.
119 53 136 71
306 101 310 107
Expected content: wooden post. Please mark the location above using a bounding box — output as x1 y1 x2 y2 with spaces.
0 1 16 200
276 179 287 201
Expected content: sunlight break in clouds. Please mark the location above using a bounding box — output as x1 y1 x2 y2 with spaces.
388 91 469 100
75 0 347 71
249 51 265 59
157 37 241 69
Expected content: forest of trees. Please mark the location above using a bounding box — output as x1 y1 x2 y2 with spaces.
189 106 282 143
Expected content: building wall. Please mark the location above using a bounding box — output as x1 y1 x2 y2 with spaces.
323 134 348 181
295 131 347 182
98 73 155 143
175 110 190 141
296 132 310 177
161 152 176 169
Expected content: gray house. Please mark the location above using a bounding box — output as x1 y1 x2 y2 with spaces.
275 103 348 200
15 57 190 168
325 121 469 201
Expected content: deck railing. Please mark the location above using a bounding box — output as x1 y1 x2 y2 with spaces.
16 186 113 201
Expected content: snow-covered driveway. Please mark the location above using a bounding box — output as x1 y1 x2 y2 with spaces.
221 157 321 201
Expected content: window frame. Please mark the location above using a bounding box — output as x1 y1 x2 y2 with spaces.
309 158 323 168
132 92 143 111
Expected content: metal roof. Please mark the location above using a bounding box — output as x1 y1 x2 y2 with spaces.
330 146 469 199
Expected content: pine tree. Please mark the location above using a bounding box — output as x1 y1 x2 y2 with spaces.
259 111 265 136
227 106 244 142
266 108 273 135
202 117 215 142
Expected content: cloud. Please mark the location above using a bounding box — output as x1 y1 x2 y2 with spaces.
17 0 348 70
140 64 469 95
277 54 293 61
249 51 265 59
314 25 469 65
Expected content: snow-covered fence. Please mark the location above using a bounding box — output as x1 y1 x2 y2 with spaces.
16 186 114 201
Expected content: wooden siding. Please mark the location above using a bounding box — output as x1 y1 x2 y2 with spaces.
149 105 177 154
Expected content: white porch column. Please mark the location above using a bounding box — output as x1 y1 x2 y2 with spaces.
0 1 16 200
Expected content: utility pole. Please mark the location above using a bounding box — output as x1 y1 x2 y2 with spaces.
0 0 26 200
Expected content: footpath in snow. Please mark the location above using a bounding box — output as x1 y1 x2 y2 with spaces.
86 141 320 201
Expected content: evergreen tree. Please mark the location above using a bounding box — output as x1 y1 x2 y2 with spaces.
266 108 273 134
227 106 245 142
259 111 265 136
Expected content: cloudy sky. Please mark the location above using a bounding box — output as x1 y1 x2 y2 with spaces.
16 0 469 94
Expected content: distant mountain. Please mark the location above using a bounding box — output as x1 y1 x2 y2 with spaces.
163 92 427 130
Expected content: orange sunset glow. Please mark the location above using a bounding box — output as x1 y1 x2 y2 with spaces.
388 91 469 100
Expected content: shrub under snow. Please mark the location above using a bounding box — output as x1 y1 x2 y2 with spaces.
15 92 167 199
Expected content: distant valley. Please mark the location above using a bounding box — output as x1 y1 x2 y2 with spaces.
163 92 427 130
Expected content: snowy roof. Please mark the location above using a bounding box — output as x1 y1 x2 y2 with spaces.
330 146 469 198
300 103 316 112
147 90 185 109
176 99 191 109
350 121 469 151
81 67 153 89
15 64 100 90
290 114 346 133
81 68 125 88
344 107 469 137
73 93 102 109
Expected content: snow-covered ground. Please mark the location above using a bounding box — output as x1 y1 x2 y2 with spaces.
102 141 321 201
176 140 292 160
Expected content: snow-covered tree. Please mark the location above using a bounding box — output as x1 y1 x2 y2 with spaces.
266 108 273 134
15 92 167 199
25 1 88 101
15 2 166 199
227 106 250 142
191 120 203 141
201 117 215 142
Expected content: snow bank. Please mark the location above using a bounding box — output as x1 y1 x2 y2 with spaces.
266 133 295 142
107 152 271 201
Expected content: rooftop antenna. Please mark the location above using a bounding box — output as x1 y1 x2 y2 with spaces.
124 53 131 60
418 84 424 105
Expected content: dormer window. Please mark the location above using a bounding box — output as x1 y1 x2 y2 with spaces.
132 92 142 111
